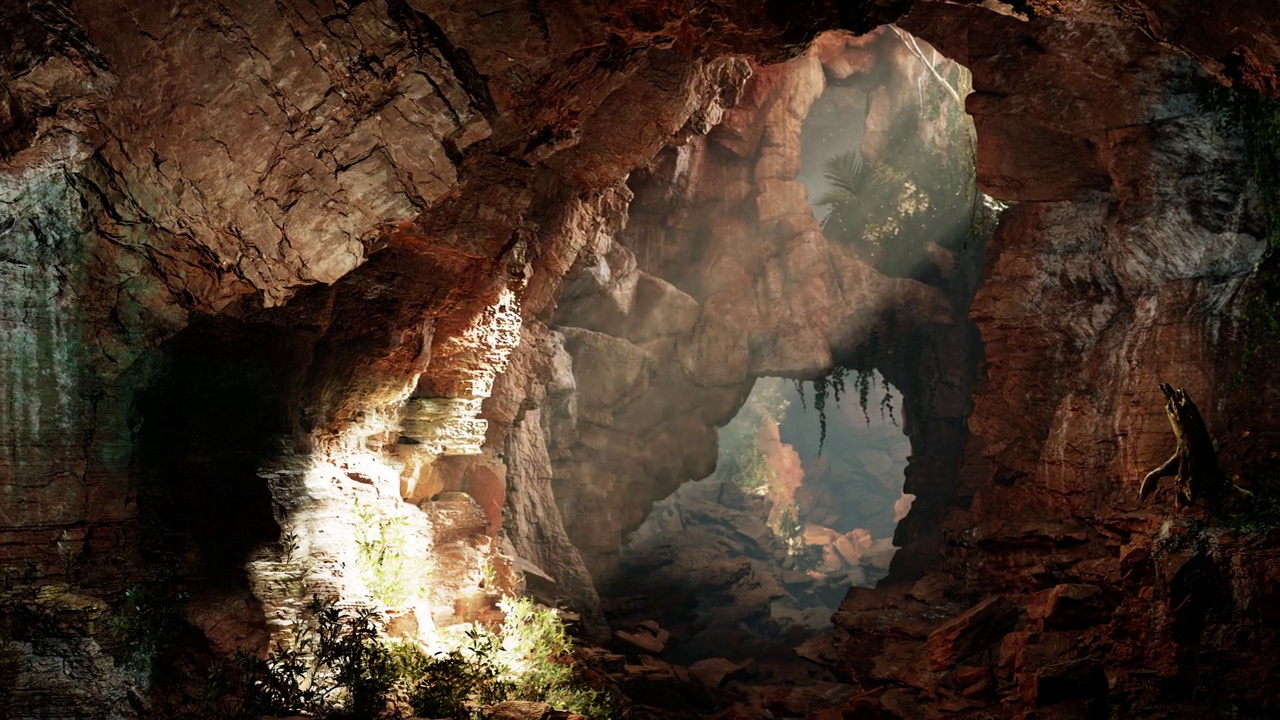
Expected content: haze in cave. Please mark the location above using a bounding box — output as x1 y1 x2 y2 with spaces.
1 2 1279 720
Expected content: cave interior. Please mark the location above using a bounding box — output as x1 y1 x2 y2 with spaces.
2 1 1279 719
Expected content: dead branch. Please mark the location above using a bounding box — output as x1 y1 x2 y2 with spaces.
1138 383 1226 512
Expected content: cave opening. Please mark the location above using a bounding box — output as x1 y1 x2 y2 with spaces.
610 372 913 663
596 27 989 674
7 0 1278 717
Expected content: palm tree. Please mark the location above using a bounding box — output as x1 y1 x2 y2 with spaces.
815 150 870 245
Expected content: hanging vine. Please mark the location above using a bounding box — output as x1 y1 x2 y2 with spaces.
802 363 899 454
811 366 847 453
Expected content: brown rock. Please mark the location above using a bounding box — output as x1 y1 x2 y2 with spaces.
926 596 1020 671
555 241 640 335
485 701 555 720
689 657 751 688
1039 584 1111 631
615 628 666 656
832 534 864 567
629 273 700 343
811 30 881 79
798 520 839 543
1028 659 1107 708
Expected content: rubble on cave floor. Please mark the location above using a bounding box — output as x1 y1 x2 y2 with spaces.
567 514 1280 720
604 478 885 664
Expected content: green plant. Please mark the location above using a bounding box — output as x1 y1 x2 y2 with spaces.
722 445 772 495
814 55 980 280
767 503 822 571
481 557 498 590
794 362 897 454
109 582 189 687
1153 520 1206 558
224 590 613 720
280 530 300 565
353 499 425 608
497 597 615 718
815 151 914 256
395 628 512 719
55 530 79 578
716 379 789 493
239 596 400 719
393 598 613 719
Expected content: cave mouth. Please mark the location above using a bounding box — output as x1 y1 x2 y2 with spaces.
594 27 984 668
608 374 913 664
802 28 983 286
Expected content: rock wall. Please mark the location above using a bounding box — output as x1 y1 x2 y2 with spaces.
0 0 917 711
818 5 1280 719
499 28 985 610
3 0 1280 716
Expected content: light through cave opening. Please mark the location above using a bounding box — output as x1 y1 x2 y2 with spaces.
613 373 914 663
5 0 1277 716
600 28 987 667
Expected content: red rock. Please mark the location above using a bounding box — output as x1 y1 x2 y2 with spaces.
810 29 882 80
6 2 1280 718
926 596 1021 671
1039 584 1111 631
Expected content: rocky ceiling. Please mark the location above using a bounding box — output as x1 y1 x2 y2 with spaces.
2 0 1280 718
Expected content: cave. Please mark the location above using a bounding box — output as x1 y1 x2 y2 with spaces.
610 373 915 665
2 1 1280 719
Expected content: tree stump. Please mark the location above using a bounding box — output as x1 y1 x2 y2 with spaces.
1138 384 1225 511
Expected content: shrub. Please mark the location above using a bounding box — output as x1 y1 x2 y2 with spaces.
239 597 399 719
395 627 512 719
353 499 426 608
109 582 189 687
232 595 613 720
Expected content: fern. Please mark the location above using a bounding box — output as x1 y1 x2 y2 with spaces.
816 151 867 207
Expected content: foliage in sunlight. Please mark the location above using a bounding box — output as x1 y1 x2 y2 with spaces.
353 499 428 608
238 597 400 719
814 46 986 280
227 595 614 720
716 380 791 496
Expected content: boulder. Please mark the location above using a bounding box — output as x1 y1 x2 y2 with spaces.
927 596 1020 671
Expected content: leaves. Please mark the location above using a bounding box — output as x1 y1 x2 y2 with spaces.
235 595 613 720
353 500 426 608
109 582 189 687
816 151 867 206
239 597 400 719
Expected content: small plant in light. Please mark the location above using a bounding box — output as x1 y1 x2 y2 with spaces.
352 498 431 609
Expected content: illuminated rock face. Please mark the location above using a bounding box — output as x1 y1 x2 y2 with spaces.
0 1 916 712
2 0 1280 717
821 7 1280 718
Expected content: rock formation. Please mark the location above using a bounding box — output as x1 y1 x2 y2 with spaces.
2 0 1280 718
